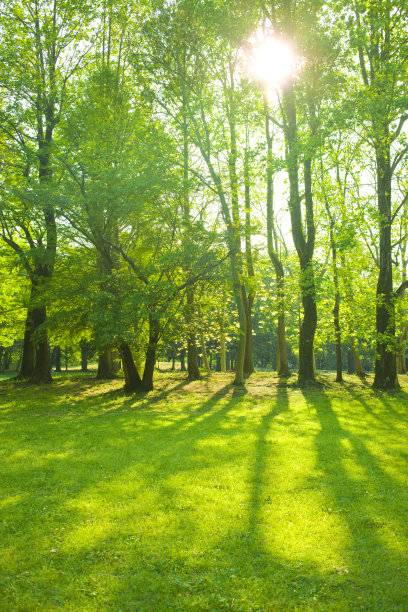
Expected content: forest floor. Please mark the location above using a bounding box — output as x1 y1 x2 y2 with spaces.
0 371 407 611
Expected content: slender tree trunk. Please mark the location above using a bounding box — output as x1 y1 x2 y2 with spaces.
120 342 142 392
373 138 398 388
81 345 88 372
186 288 200 381
4 347 12 371
141 318 160 391
18 308 36 379
243 140 255 376
200 331 211 374
54 345 62 373
180 348 186 372
243 293 254 376
220 329 226 373
331 235 343 382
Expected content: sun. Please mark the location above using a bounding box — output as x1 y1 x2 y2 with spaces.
247 32 298 88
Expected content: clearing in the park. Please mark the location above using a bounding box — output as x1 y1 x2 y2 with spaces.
0 372 407 611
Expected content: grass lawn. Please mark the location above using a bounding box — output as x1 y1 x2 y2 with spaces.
0 372 407 611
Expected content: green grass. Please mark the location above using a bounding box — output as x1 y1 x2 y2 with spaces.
0 372 407 611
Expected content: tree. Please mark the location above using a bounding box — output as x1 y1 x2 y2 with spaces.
0 0 95 382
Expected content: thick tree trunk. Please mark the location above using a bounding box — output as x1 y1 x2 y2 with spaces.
96 349 115 379
31 305 52 384
298 277 317 386
120 342 142 392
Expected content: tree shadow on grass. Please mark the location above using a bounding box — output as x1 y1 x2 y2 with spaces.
5 378 340 611
300 386 408 609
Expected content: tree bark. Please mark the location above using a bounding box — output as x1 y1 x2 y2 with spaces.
243 292 254 376
186 288 200 381
141 318 160 391
179 348 186 372
81 346 88 372
54 345 62 373
31 304 52 384
200 331 211 374
96 349 115 379
373 146 398 388
18 308 35 379
120 342 142 392
282 85 316 385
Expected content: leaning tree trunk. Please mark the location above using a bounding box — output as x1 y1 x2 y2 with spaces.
141 317 160 392
120 342 142 392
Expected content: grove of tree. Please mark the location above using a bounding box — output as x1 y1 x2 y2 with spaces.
1 0 408 390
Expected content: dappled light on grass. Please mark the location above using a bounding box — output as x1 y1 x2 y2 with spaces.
0 372 408 609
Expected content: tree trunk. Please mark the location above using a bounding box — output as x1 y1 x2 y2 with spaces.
141 318 160 391
333 289 343 382
373 143 398 388
54 345 62 373
243 293 254 376
186 289 200 381
18 308 36 379
4 347 12 371
331 239 343 382
220 328 226 373
200 331 211 374
281 85 316 385
179 348 186 372
276 275 291 377
81 346 88 372
96 349 115 379
120 342 142 392
351 338 365 378
298 266 317 386
31 304 52 384
397 326 407 374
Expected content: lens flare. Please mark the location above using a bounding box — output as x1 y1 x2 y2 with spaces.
247 33 298 88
